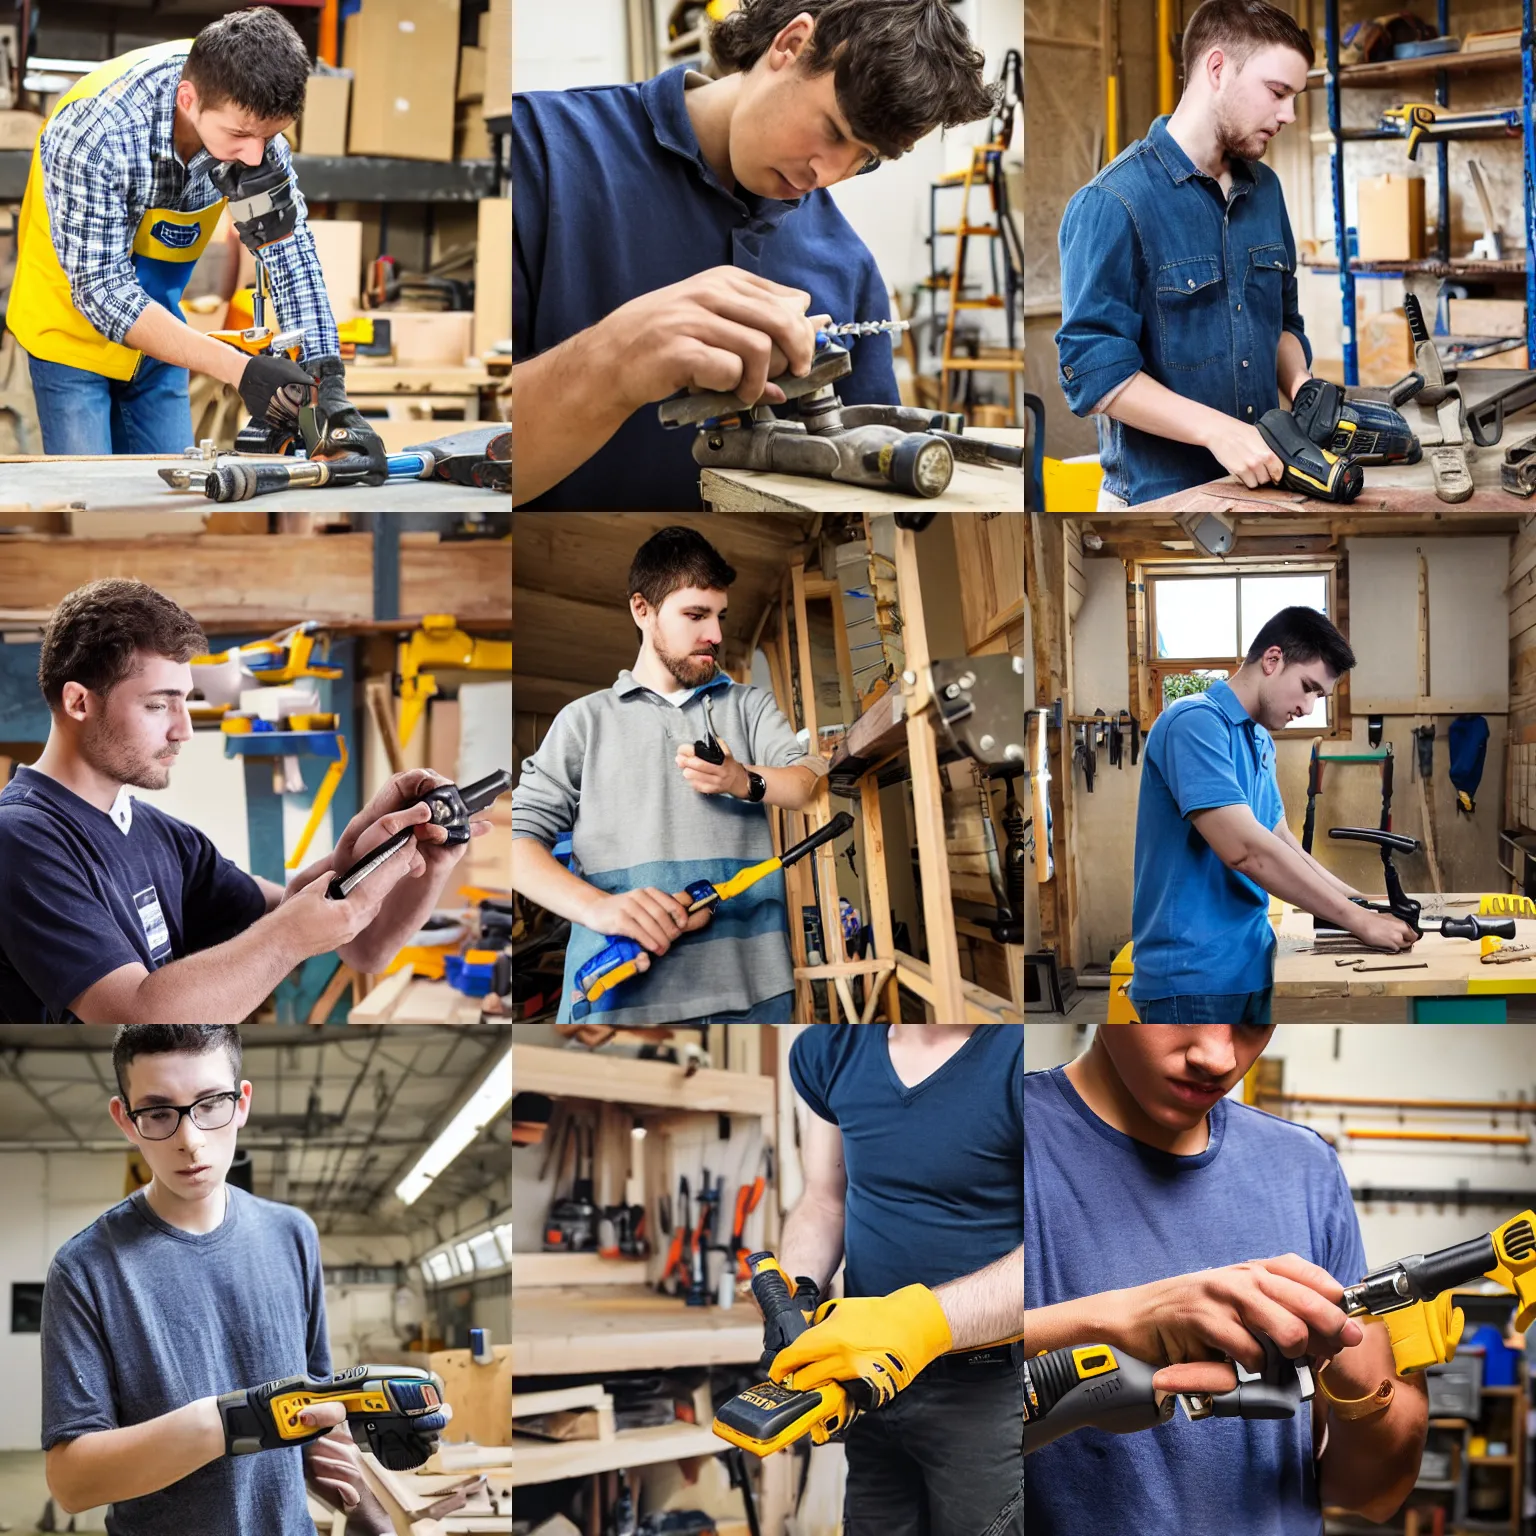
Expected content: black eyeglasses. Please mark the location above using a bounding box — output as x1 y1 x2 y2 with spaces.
126 1091 240 1141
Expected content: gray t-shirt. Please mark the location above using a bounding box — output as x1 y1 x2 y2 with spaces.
41 1185 331 1536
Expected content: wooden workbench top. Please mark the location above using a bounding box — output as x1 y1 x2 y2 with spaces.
511 1285 764 1376
1274 896 1536 996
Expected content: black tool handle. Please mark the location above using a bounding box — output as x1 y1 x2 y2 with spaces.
694 733 726 765
1388 371 1426 407
1440 915 1517 941
458 769 514 814
1022 1347 1167 1454
779 812 855 869
1328 826 1423 856
1404 293 1430 345
327 827 413 899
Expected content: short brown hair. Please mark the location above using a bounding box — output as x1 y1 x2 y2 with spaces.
183 6 310 121
113 1026 244 1106
39 580 207 710
710 0 996 161
1182 0 1315 82
627 527 737 616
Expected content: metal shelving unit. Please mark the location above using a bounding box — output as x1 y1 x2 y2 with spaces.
1318 0 1536 383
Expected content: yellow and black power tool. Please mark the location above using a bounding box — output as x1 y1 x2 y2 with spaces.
1257 405 1364 502
1342 1207 1536 1374
217 1363 448 1470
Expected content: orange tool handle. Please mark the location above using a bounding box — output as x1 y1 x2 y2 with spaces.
661 1228 684 1279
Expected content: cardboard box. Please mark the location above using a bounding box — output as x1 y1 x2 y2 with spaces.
298 73 351 156
0 110 44 150
307 218 364 320
455 102 492 159
347 0 460 161
382 309 475 366
1356 173 1425 262
473 197 511 358
1448 298 1526 337
458 44 485 101
1462 345 1530 369
1356 305 1415 386
484 0 510 120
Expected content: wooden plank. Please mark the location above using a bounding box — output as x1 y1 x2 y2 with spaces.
512 1384 611 1418
347 967 414 1024
428 1346 512 1448
892 951 1022 1023
510 1043 774 1115
511 1421 727 1488
859 765 901 1025
512 1252 649 1287
951 512 1027 653
399 535 511 623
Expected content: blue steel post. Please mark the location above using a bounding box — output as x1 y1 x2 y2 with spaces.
1436 0 1450 262
1525 0 1536 364
1326 0 1357 383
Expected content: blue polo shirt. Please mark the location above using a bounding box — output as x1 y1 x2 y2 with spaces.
1055 116 1311 506
513 65 898 510
1130 679 1284 1003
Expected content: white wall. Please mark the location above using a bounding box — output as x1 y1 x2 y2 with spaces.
514 0 630 92
1023 1024 1086 1072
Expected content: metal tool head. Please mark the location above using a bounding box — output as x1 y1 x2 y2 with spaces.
657 342 853 429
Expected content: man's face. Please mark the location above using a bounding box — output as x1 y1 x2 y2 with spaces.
109 1048 252 1212
67 652 194 791
1098 1024 1274 1132
1251 647 1336 732
1209 42 1309 162
634 585 727 688
176 80 290 166
731 18 882 198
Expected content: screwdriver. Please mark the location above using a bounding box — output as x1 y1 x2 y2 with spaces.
814 319 911 347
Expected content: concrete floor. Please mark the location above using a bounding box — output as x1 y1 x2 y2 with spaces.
0 1452 104 1533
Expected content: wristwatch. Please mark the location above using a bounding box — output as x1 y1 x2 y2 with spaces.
744 770 766 803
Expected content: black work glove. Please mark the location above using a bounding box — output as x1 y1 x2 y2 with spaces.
210 152 299 252
304 354 388 485
238 353 314 430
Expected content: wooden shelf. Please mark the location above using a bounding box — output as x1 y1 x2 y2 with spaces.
1307 47 1522 87
511 1420 724 1488
511 1042 774 1116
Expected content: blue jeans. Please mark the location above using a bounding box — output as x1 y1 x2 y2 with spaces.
676 990 794 1024
1137 988 1273 1024
27 350 194 455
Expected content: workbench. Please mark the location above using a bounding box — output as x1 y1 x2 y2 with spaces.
1274 895 1536 1021
0 456 498 512
698 428 1025 512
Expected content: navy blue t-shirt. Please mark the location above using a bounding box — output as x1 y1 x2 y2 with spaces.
789 1024 1023 1298
514 64 899 510
0 766 266 1022
1024 1065 1368 1536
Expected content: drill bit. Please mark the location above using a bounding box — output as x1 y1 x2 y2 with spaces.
815 319 911 345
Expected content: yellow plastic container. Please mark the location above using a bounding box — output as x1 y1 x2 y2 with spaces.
1108 941 1141 1023
1043 457 1104 513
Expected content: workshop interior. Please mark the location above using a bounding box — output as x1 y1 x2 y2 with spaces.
1025 0 1536 511
0 1021 513 1535
512 511 1026 1026
1027 510 1536 1022
514 0 1025 512
508 1023 879 1536
0 508 513 1025
0 0 510 510
1024 1022 1536 1536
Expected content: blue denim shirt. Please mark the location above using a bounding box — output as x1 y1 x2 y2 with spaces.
1056 116 1311 506
514 65 897 510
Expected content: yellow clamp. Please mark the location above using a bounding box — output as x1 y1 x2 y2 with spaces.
1382 102 1438 157
397 615 512 749
1373 1291 1465 1374
1480 894 1536 919
286 736 349 871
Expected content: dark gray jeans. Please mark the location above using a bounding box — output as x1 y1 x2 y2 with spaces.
843 1346 1024 1536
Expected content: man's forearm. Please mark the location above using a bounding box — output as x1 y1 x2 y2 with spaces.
1103 371 1233 450
1317 1332 1429 1522
511 834 603 926
336 856 458 973
1231 825 1373 929
48 1397 224 1514
122 302 248 387
121 905 310 1024
778 1193 847 1296
1276 823 1364 902
512 329 636 504
1277 331 1311 404
933 1247 1023 1350
753 764 821 812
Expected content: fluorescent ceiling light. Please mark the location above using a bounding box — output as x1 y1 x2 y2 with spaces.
395 1045 512 1207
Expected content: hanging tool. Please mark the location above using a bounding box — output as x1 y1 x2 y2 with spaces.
1467 159 1504 260
1403 293 1474 503
694 692 726 766
571 814 856 1017
396 615 513 749
543 1118 597 1252
1299 741 1393 857
730 1152 770 1280
1256 406 1364 501
1312 826 1516 943
1023 1334 1313 1455
658 1178 691 1297
326 769 513 900
686 1172 722 1308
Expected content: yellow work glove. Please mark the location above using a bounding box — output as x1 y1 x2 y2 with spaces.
768 1285 954 1407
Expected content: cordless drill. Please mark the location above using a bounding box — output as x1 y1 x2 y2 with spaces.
1256 406 1365 502
1290 377 1421 465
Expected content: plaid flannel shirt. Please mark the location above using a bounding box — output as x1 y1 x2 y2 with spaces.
38 48 339 359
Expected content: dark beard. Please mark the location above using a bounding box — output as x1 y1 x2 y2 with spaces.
80 715 172 790
657 645 718 688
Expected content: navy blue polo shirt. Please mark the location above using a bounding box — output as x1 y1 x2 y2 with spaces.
788 1023 1023 1298
1131 679 1285 1003
514 64 898 510
0 766 267 1022
1056 115 1311 506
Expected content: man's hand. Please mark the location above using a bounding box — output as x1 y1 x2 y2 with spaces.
330 769 487 878
769 1286 954 1407
304 1424 393 1536
677 740 750 797
1207 418 1284 489
238 353 314 429
601 266 817 414
578 887 713 968
1347 910 1420 952
1106 1254 1364 1375
281 854 426 958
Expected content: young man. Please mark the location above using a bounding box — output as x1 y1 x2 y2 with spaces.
761 1024 1024 1536
513 0 995 508
1024 1024 1429 1534
1056 0 1315 507
10 8 382 461
1131 605 1418 1023
511 526 826 1023
0 579 493 1023
41 1025 414 1535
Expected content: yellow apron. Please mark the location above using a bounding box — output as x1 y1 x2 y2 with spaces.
10 40 225 382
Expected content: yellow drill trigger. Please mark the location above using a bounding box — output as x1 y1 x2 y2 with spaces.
1490 1210 1536 1331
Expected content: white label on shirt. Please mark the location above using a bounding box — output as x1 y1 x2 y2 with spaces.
133 886 171 962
